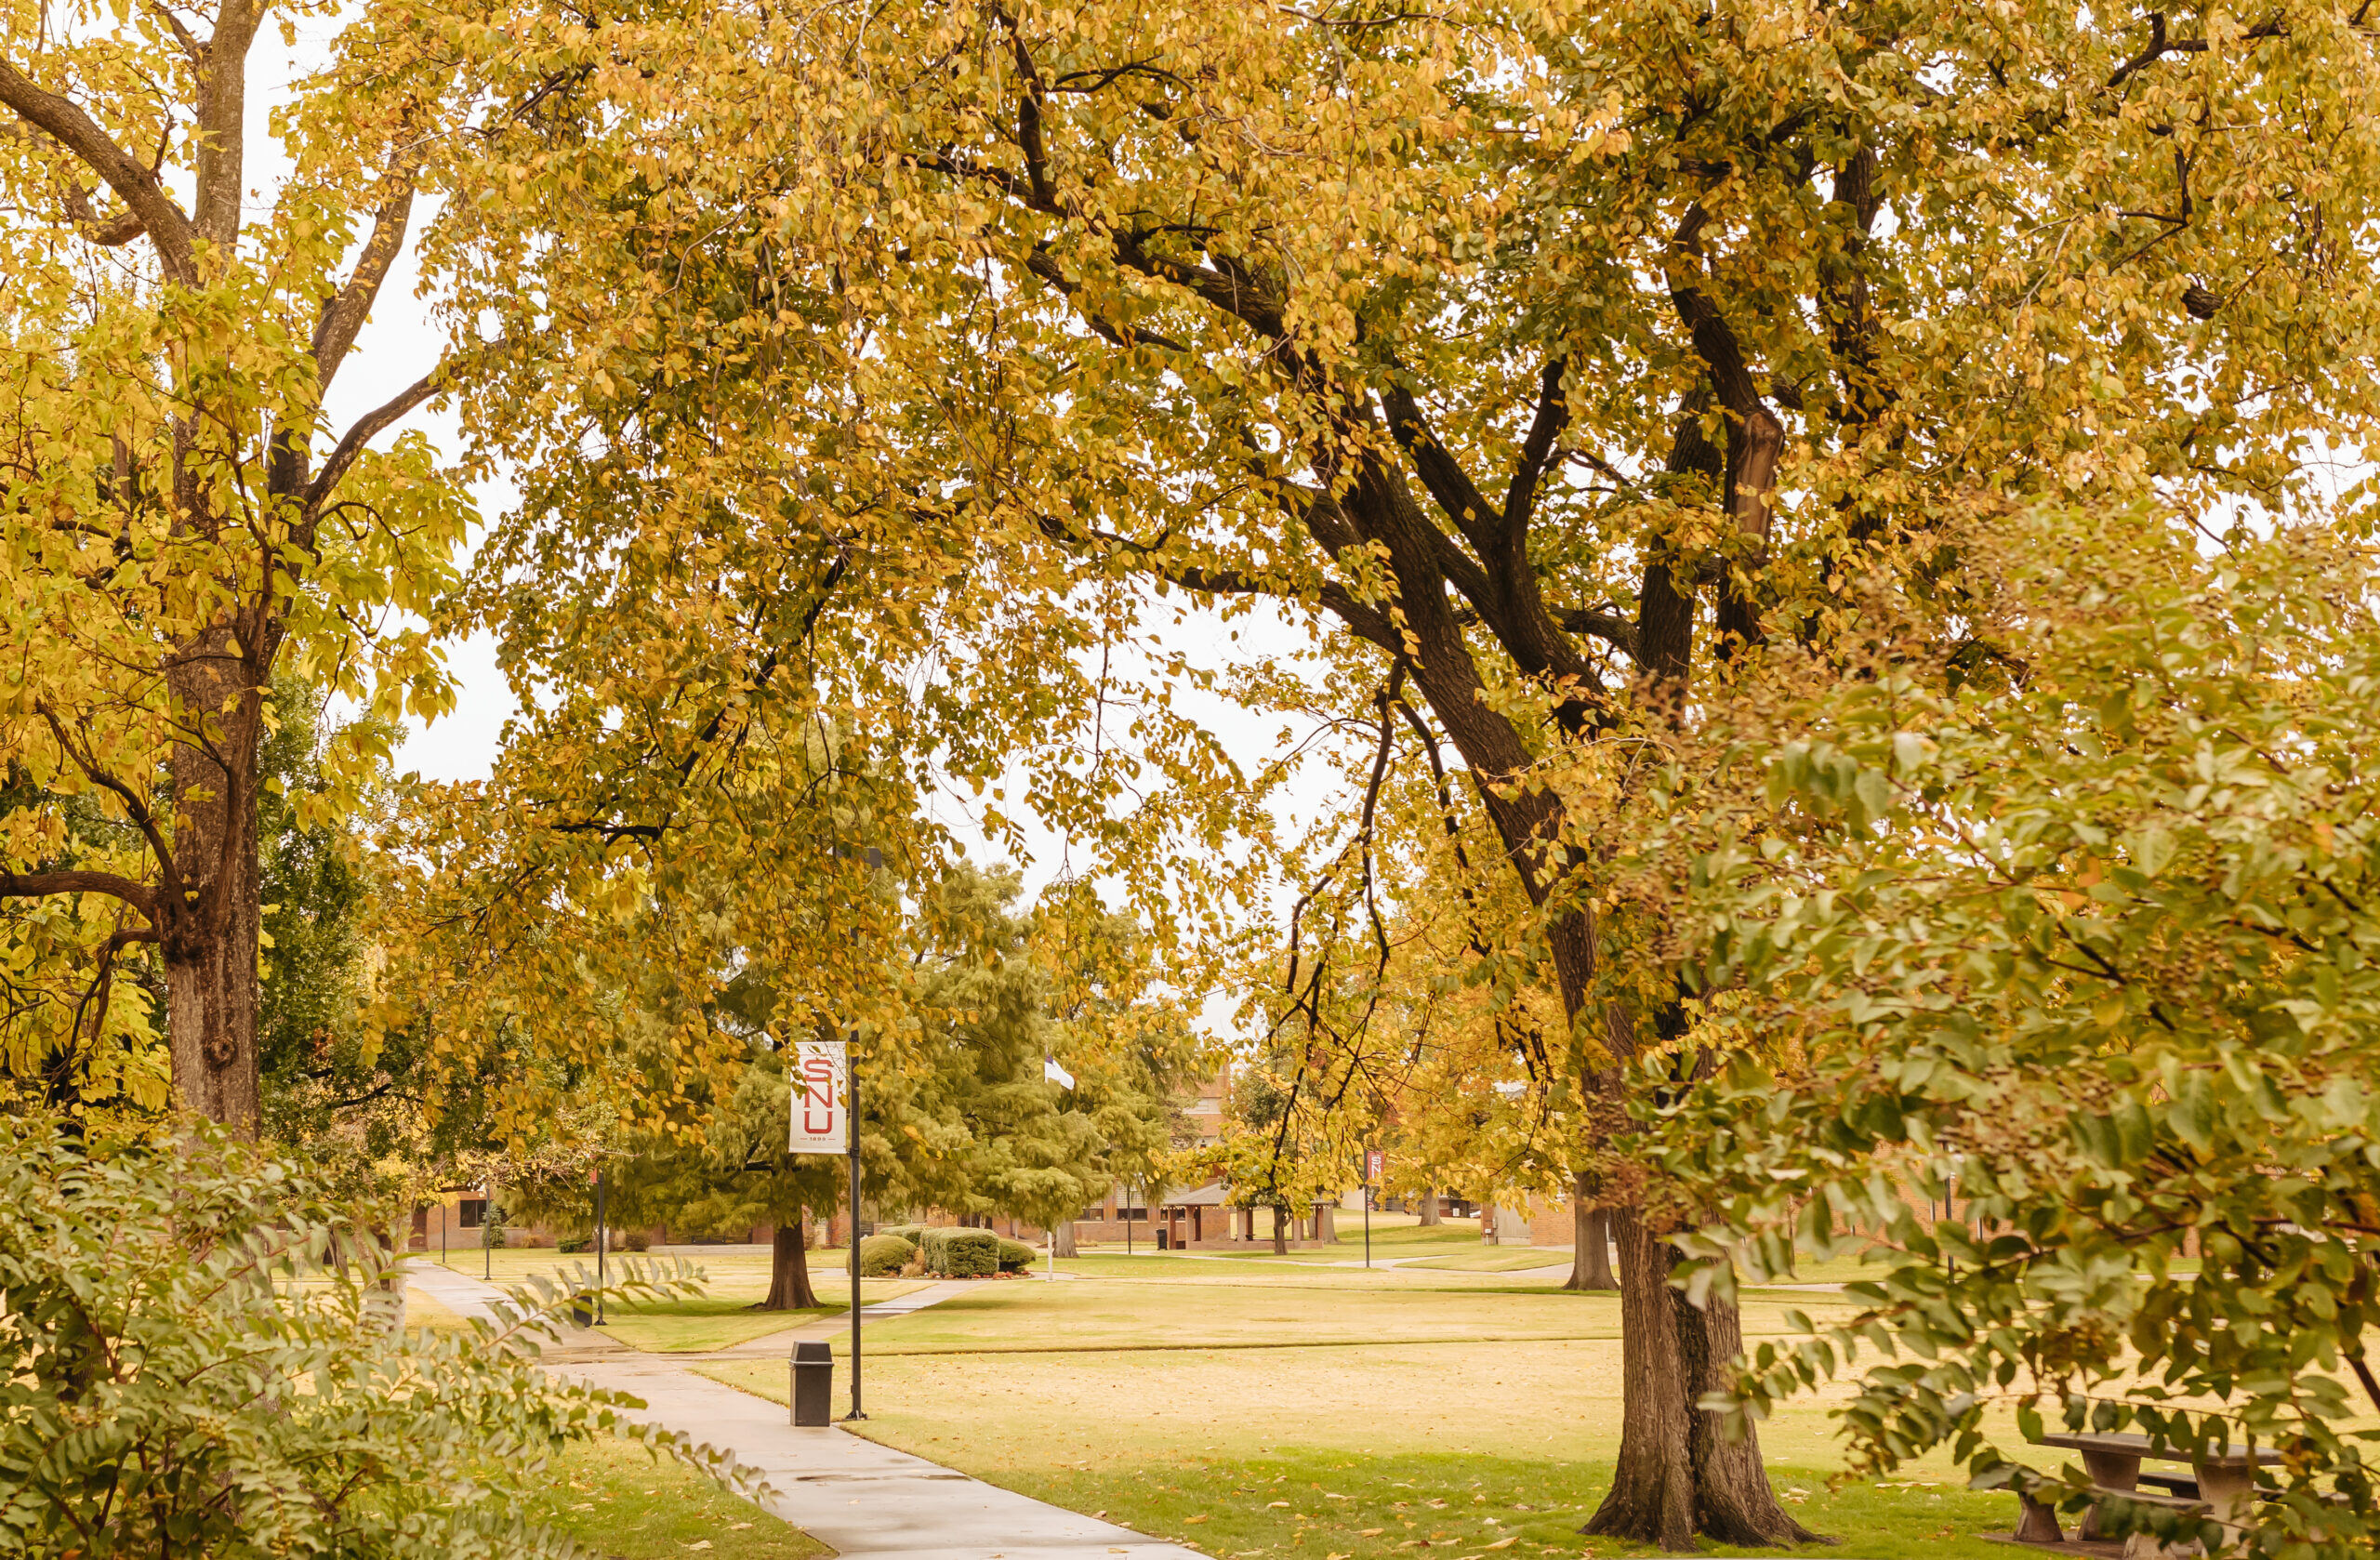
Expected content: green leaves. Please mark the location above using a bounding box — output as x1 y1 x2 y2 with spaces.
1652 514 2380 1556
0 1112 734 1559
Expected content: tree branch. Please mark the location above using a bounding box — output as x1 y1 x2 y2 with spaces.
313 155 423 390
60 180 146 245
301 352 470 524
0 870 157 913
1502 357 1569 535
0 54 196 279
1560 609 1639 658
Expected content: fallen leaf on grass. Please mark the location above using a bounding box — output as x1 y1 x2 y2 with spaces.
1485 1540 1518 1550
1267 1501 1291 1510
729 1523 752 1530
1185 1516 1210 1525
1356 1529 1384 1538
681 1544 712 1553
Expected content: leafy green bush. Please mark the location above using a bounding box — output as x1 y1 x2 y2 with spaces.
858 1234 917 1276
996 1237 1038 1273
622 1229 652 1252
0 1114 736 1558
558 1235 592 1253
1656 524 2380 1557
879 1223 924 1245
918 1226 999 1277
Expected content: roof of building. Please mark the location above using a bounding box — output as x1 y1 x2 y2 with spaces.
1159 1181 1231 1207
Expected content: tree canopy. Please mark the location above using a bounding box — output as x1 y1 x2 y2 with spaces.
1645 512 2380 1559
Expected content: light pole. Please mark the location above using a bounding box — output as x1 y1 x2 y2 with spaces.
594 1162 609 1326
846 1038 866 1421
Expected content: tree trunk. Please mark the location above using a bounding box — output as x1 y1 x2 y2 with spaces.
1270 1205 1287 1255
1051 1220 1078 1258
1417 1185 1439 1226
163 624 265 1133
1565 1188 1618 1291
1582 1206 1821 1550
759 1219 819 1310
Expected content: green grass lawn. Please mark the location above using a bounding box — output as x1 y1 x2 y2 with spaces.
695 1263 2014 1558
758 1275 1625 1356
1126 1215 1488 1265
1395 1249 1572 1274
531 1434 829 1559
409 1249 924 1352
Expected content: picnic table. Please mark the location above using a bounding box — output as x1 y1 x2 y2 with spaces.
2012 1431 2281 1553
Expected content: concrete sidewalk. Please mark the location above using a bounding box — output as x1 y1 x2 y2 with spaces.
404 1262 1198 1560
568 1352 1201 1560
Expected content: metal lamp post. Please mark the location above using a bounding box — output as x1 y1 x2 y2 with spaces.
846 1038 866 1421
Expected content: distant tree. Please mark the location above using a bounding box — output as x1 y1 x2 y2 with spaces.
506 864 1179 1306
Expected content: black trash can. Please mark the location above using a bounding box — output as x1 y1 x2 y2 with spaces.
1156 1229 1169 1251
790 1340 834 1426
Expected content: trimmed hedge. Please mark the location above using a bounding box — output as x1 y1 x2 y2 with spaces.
858 1234 918 1276
878 1223 925 1246
919 1227 1001 1277
997 1237 1038 1273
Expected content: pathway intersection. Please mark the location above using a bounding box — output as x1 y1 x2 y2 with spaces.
403 1262 1204 1560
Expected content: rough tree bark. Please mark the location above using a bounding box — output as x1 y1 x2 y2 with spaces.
760 1219 820 1310
1051 1221 1078 1258
1417 1185 1440 1226
1583 1209 1819 1548
1565 1178 1618 1291
1271 1205 1288 1255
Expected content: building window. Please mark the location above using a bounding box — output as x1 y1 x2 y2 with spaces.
457 1198 487 1229
1119 1205 1149 1222
1082 1204 1109 1222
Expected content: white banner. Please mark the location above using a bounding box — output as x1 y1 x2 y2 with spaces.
788 1038 849 1154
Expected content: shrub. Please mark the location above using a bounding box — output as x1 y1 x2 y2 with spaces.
918 1226 1001 1277
997 1237 1038 1273
858 1234 918 1276
879 1223 924 1245
623 1230 652 1252
558 1235 592 1254
0 1114 736 1558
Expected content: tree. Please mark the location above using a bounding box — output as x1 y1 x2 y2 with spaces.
1649 512 2380 1560
1 0 484 1130
430 0 2380 1543
501 864 1178 1306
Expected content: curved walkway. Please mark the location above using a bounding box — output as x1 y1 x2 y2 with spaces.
405 1262 1202 1560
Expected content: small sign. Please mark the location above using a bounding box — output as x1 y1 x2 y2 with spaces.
789 1038 850 1153
1365 1149 1384 1183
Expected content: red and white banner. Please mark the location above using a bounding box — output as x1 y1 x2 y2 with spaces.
789 1038 849 1154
